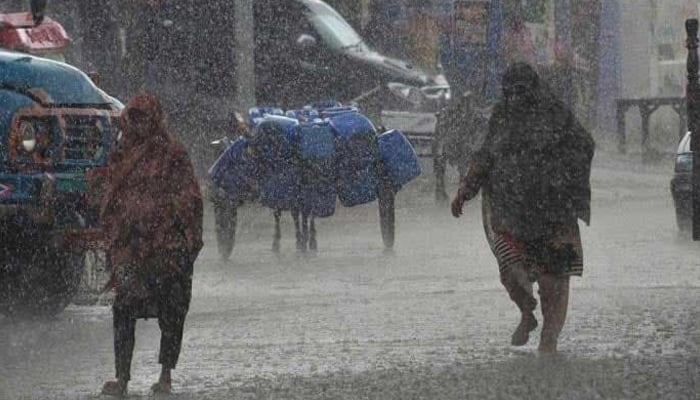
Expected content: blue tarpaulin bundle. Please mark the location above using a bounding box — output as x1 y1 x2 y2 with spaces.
208 103 422 216
253 116 300 211
328 111 380 207
298 120 337 217
248 106 284 128
377 129 422 190
208 137 257 203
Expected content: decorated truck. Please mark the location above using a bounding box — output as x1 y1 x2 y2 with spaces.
0 2 122 315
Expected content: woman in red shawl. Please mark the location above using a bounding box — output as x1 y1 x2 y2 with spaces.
91 93 203 396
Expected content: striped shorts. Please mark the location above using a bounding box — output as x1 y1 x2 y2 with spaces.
483 203 584 278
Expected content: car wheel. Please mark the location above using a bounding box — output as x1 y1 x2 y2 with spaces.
1 249 84 317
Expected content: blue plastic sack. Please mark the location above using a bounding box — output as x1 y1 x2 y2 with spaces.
298 121 337 217
248 106 284 128
286 108 321 122
252 115 298 163
299 121 335 159
306 100 344 111
259 168 300 211
329 112 379 207
318 106 359 119
208 137 257 203
377 129 422 189
252 116 300 210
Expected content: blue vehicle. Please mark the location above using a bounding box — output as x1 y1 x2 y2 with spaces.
0 45 122 314
208 104 421 259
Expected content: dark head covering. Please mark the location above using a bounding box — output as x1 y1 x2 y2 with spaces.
502 62 539 89
458 62 595 240
120 92 167 145
501 62 540 110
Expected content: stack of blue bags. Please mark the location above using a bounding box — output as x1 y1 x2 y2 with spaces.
208 104 421 217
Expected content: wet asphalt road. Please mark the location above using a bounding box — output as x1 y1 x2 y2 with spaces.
1 150 699 399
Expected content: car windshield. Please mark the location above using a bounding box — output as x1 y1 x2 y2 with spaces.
304 0 368 52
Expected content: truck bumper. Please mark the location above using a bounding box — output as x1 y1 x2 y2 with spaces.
0 172 105 252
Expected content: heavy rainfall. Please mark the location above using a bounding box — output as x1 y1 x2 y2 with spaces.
0 0 698 399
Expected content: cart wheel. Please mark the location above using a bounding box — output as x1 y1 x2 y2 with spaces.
378 179 395 250
214 197 238 261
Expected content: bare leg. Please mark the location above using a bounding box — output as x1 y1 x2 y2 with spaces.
273 209 282 253
433 135 448 204
537 274 570 355
309 217 317 251
301 212 310 251
151 366 172 394
434 155 449 204
489 227 538 346
154 310 185 394
102 303 134 396
292 209 305 252
152 265 192 394
500 263 538 346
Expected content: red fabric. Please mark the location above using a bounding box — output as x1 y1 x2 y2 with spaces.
88 93 203 292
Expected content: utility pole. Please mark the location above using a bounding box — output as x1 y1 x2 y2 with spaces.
234 0 255 111
554 0 574 108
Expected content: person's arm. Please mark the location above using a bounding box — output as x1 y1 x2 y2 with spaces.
458 150 491 200
562 111 595 225
168 146 205 257
451 107 499 218
451 149 491 218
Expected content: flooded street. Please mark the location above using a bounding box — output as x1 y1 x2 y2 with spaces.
1 1 698 399
1 151 699 399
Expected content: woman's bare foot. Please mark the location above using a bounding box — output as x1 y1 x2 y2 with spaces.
511 312 538 346
150 380 172 394
101 380 127 397
151 367 172 394
538 335 558 355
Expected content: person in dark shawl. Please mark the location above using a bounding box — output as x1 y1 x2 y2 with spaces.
89 93 203 395
451 63 594 354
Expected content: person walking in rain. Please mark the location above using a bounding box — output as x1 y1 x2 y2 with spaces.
89 93 203 395
451 63 594 354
